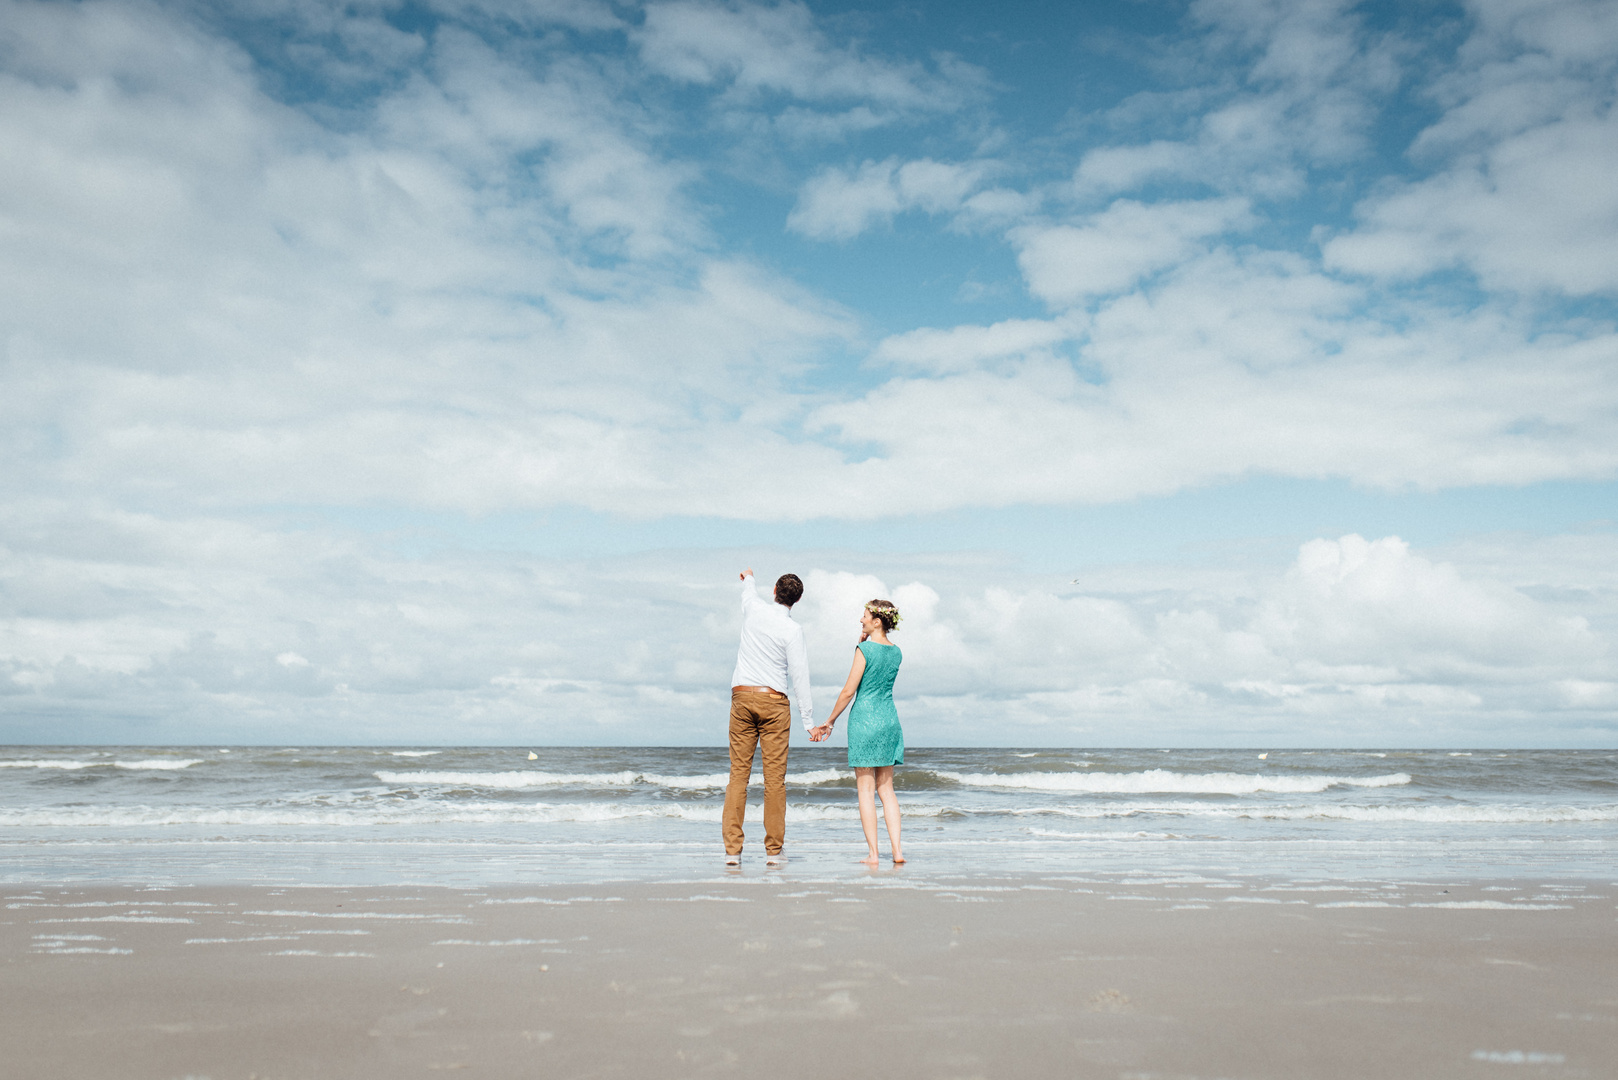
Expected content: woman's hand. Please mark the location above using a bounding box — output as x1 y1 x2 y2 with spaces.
822 647 867 733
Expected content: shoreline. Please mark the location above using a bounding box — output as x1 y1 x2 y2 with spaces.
5 873 1613 1079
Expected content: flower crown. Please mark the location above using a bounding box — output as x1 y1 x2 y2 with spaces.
865 601 901 626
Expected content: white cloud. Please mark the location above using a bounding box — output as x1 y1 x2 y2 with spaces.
1323 0 1618 295
5 0 1615 527
1072 141 1200 196
815 248 1618 509
787 157 992 240
872 318 1072 375
1070 0 1403 201
1257 535 1598 676
1012 197 1255 305
1324 113 1618 293
2 0 1618 752
636 0 984 113
3 514 1610 745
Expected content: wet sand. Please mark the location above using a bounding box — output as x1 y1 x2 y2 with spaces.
3 873 1614 1079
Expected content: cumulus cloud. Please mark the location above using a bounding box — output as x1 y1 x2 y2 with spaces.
871 318 1072 375
635 0 986 118
3 0 1618 747
787 157 993 239
1070 0 1403 200
1323 0 1618 294
1012 197 1255 305
813 247 1618 512
3 515 1611 745
1323 114 1618 294
4 0 1616 526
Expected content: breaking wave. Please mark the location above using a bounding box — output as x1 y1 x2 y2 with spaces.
0 759 204 771
374 769 848 790
929 769 1412 795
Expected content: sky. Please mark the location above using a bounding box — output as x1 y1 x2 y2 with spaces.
1 0 1616 747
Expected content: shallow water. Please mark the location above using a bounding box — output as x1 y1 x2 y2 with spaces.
2 746 1613 884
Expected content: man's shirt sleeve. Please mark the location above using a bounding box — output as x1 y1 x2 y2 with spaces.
785 626 814 730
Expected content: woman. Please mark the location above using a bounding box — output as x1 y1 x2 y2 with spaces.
812 599 905 865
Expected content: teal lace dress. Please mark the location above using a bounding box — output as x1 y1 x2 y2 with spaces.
846 641 903 768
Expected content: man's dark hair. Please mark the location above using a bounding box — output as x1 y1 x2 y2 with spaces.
774 573 804 608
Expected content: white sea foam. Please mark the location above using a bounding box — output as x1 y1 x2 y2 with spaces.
1471 1051 1565 1064
375 769 647 788
0 800 887 826
1027 802 1618 824
388 751 441 757
1223 897 1308 904
1242 804 1618 824
244 910 470 920
479 896 624 905
9 900 209 909
36 915 193 923
932 769 1413 795
0 758 203 771
5 797 1614 828
1410 901 1572 910
374 768 846 789
1027 829 1185 840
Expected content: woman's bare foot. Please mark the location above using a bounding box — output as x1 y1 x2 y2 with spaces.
860 852 880 865
892 852 906 864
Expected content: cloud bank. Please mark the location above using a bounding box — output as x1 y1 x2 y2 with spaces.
1 0 1615 743
3 503 1612 745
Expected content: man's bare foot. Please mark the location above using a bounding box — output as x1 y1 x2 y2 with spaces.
892 853 906 864
859 853 880 865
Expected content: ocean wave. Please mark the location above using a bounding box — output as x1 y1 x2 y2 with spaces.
1255 804 1618 824
929 769 1413 795
1024 802 1618 824
6 798 1609 829
373 769 848 790
0 759 204 771
0 801 896 827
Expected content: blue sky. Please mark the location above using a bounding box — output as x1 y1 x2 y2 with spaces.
1 0 1616 746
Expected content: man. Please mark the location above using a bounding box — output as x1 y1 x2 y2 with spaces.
724 568 814 866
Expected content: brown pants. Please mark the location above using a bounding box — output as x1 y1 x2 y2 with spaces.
723 689 792 856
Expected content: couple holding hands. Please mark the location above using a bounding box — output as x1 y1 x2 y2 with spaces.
723 570 904 867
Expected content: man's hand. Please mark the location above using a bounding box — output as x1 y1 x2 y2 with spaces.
808 724 832 742
740 567 753 581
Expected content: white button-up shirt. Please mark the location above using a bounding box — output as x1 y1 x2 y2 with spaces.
730 573 814 731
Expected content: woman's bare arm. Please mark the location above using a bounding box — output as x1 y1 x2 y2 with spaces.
810 647 866 740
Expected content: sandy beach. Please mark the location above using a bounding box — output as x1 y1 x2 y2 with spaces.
4 872 1613 1079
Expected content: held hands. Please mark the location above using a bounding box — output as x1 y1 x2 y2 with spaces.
808 724 833 742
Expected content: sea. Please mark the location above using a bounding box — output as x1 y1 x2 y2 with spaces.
1 747 1613 886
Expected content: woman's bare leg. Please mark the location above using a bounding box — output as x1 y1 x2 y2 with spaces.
854 768 880 864
874 766 903 863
